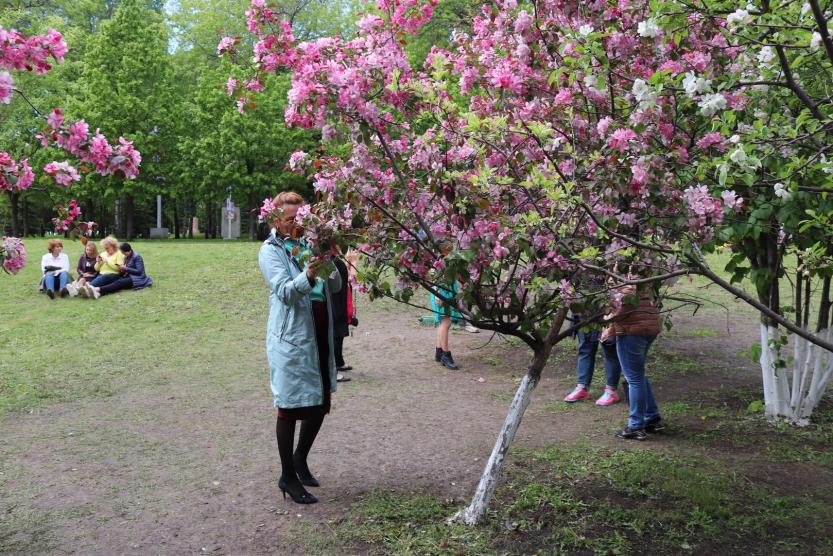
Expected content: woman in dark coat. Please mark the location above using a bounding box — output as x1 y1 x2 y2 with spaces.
331 257 353 380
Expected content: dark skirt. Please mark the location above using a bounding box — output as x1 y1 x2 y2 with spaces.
277 300 331 421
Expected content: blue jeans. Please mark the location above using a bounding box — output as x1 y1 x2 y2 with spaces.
616 335 659 429
91 273 121 288
43 271 69 292
576 331 621 389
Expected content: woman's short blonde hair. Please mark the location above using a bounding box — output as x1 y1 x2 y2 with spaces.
276 191 304 207
100 236 118 251
47 239 63 253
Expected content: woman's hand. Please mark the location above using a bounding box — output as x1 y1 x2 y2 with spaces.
306 257 321 281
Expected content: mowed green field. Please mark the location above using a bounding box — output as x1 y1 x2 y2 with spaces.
0 239 267 413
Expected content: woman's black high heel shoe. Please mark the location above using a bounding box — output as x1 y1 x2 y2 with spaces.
278 477 318 504
293 459 320 487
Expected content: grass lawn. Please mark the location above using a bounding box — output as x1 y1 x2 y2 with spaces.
0 238 265 413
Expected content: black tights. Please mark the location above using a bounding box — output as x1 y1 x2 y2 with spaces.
275 414 325 483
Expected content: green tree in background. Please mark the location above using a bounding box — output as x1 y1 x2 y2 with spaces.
79 0 176 239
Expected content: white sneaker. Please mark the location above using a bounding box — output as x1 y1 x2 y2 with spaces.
92 287 101 300
66 283 78 297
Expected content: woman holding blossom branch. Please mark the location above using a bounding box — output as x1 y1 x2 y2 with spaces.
258 191 342 505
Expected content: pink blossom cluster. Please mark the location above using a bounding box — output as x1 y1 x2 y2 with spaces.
43 161 80 187
74 221 98 237
51 199 82 233
40 108 141 179
375 0 439 35
232 0 755 321
288 150 309 172
257 197 279 223
0 71 12 104
1 236 26 274
0 26 67 103
683 185 724 239
0 152 34 191
217 36 239 56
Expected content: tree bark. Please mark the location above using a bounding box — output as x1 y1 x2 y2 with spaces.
7 191 19 237
248 192 257 241
817 276 831 332
21 195 29 236
451 309 567 525
188 199 195 239
174 198 180 239
206 201 213 239
125 194 135 240
115 198 122 238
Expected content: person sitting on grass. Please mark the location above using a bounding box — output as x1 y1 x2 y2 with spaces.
79 236 124 297
66 241 99 297
84 242 152 299
40 239 71 299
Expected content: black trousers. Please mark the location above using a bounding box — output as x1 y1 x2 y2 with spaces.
334 336 345 368
100 275 133 295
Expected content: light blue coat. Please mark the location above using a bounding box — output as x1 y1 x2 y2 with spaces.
259 234 342 409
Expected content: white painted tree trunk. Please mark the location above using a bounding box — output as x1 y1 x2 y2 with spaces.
450 369 540 525
759 324 833 424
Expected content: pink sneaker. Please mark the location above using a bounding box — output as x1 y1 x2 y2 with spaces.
595 387 620 406
564 386 590 403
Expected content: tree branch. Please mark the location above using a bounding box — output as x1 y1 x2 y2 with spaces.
689 255 833 352
578 202 675 254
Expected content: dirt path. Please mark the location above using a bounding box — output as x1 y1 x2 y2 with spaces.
0 295 768 555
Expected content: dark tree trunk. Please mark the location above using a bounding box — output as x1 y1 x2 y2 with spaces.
818 276 832 332
125 194 135 240
187 199 194 239
115 199 122 238
206 200 213 239
21 195 29 236
248 192 257 241
7 191 19 237
84 199 96 236
174 198 180 239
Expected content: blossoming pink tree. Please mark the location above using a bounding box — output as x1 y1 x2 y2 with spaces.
1 26 141 274
224 0 833 522
222 0 756 523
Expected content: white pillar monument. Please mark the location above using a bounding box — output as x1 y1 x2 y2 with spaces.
150 194 169 239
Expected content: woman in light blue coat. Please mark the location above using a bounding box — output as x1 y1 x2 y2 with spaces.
259 192 341 505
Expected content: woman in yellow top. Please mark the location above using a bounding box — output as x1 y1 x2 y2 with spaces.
81 236 125 296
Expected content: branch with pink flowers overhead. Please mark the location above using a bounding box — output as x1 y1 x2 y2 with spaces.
1 24 141 273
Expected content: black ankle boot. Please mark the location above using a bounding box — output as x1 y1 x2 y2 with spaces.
435 347 443 362
441 351 458 370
